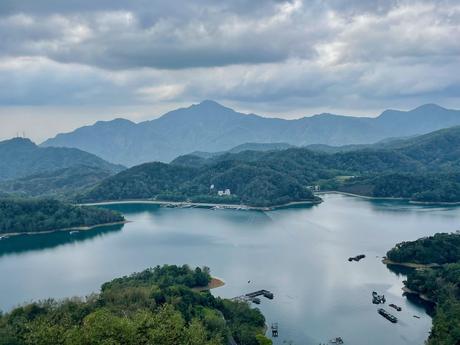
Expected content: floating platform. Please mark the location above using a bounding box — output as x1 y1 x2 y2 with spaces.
232 289 274 304
378 308 398 323
271 323 278 337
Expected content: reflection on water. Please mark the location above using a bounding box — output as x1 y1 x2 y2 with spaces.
0 194 459 345
0 224 124 258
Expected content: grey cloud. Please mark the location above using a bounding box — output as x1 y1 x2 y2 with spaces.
0 0 459 118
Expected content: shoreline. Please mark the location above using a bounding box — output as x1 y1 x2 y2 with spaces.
402 287 436 304
382 258 441 269
316 191 408 201
318 191 460 205
81 198 322 211
193 277 225 292
0 220 129 238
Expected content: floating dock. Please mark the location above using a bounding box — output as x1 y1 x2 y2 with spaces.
378 308 398 323
232 289 274 304
271 323 278 337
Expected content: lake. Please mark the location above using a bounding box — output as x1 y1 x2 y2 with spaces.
1 193 459 344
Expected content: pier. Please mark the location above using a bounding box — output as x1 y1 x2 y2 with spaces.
232 289 275 304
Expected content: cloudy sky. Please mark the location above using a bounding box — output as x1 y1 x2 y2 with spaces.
1 0 459 142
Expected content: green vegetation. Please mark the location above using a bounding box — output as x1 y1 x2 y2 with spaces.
79 161 318 207
6 126 460 205
0 165 114 201
0 265 270 345
386 233 460 345
80 126 460 206
0 198 124 234
387 233 460 265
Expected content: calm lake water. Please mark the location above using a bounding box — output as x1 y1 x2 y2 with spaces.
1 193 460 344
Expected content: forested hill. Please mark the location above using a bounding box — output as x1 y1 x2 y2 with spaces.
386 233 460 345
80 126 460 205
80 161 317 207
0 265 270 345
42 101 460 166
0 165 115 200
0 198 124 234
0 137 124 181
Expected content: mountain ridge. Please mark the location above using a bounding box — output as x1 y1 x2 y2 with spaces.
41 101 460 166
0 137 124 181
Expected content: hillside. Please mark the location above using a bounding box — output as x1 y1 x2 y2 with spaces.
42 101 460 166
82 126 460 205
0 165 114 200
80 161 317 207
0 198 124 235
0 138 124 181
190 142 294 159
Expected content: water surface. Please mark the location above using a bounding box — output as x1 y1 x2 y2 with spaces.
1 194 459 344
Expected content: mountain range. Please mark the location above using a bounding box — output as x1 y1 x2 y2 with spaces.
41 101 460 166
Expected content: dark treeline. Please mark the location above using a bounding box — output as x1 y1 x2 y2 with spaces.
386 233 460 345
0 265 270 345
0 198 124 234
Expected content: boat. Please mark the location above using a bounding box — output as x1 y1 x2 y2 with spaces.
378 308 398 323
372 291 386 304
329 337 344 344
348 254 366 262
69 231 79 235
389 303 402 311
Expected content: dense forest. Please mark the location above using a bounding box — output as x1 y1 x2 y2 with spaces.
387 232 460 264
0 265 270 345
79 161 318 207
0 198 124 234
0 166 114 201
78 126 460 205
386 233 460 345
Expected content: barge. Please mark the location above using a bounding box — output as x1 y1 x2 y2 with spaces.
378 308 398 323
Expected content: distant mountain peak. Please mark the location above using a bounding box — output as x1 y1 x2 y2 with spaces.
196 100 224 107
0 137 36 149
94 118 135 127
412 103 446 112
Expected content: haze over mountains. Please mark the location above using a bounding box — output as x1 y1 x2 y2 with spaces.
42 101 460 167
0 137 124 181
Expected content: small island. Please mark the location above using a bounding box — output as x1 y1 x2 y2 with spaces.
0 198 125 236
385 232 460 345
0 265 271 345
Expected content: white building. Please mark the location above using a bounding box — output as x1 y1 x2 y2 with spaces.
217 189 231 196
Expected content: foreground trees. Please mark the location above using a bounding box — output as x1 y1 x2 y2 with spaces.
0 265 270 345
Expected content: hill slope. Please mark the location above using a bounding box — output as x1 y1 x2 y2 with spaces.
0 165 114 200
0 138 124 181
42 101 460 166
